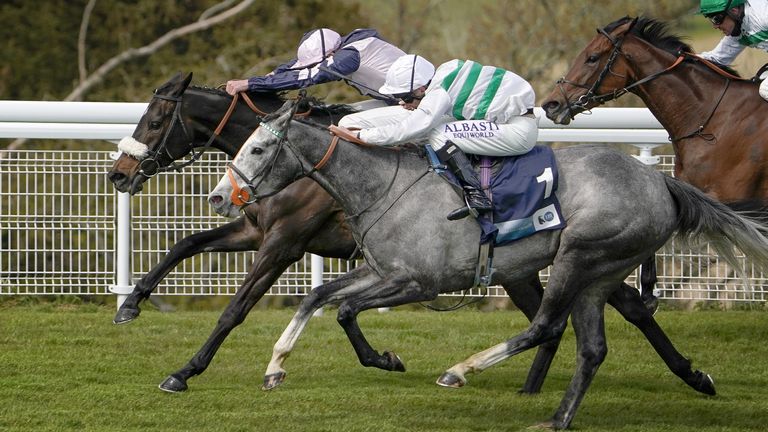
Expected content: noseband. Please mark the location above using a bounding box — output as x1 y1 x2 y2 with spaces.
554 28 686 120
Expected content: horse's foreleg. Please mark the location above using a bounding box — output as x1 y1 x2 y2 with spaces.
263 265 379 390
158 250 294 393
335 275 433 372
114 216 260 324
639 256 659 314
547 287 610 430
502 276 564 394
608 282 715 395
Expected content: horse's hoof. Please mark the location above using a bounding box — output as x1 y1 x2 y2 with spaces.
436 372 466 388
113 306 140 324
642 295 659 316
695 371 716 395
527 421 554 430
262 371 286 391
384 351 406 372
527 420 558 430
158 375 188 393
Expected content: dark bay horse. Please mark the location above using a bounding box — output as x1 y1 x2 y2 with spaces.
108 73 714 401
541 16 768 304
208 100 768 429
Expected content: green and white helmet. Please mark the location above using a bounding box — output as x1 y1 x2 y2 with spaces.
700 0 745 16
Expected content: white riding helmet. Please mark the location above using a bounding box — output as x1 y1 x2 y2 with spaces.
291 28 342 69
379 54 435 95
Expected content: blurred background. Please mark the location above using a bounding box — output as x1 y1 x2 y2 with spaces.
3 0 767 153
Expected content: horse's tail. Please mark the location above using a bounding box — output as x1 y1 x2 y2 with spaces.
664 175 768 280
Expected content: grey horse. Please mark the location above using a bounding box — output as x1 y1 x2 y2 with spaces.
208 100 768 429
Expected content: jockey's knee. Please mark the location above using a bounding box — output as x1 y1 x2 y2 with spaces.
760 77 768 101
338 115 362 129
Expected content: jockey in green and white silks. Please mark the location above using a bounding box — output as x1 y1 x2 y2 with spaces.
340 55 538 157
338 54 538 220
699 0 768 100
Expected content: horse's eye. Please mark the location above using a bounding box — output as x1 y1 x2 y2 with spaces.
587 54 600 64
149 121 162 130
251 147 264 155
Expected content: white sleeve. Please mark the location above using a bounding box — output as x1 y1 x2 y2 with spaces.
358 89 453 146
700 36 746 65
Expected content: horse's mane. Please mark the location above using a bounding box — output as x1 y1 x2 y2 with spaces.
187 84 288 102
182 84 356 121
605 16 742 78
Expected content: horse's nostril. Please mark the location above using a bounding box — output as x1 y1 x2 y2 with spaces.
108 171 126 183
209 195 223 205
542 101 559 112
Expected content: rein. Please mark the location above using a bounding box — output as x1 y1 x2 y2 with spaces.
226 113 429 251
138 91 309 178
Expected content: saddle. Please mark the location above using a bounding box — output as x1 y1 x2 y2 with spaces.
427 145 566 245
427 145 567 287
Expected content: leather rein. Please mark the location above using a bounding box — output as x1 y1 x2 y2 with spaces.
138 91 309 177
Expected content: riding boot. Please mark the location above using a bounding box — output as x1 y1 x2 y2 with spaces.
435 142 493 220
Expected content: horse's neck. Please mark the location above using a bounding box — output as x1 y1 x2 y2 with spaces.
626 40 726 140
186 91 282 158
297 127 426 228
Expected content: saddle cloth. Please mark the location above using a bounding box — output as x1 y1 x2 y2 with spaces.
427 145 566 245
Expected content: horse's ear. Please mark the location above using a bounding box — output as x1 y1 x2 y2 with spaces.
610 16 636 38
168 72 193 97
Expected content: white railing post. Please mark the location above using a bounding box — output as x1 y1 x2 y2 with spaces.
311 254 324 317
631 143 663 166
108 152 134 310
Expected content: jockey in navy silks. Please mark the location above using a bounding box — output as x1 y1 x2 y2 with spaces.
225 28 405 108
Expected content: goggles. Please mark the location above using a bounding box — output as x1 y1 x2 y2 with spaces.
392 92 422 104
707 12 727 25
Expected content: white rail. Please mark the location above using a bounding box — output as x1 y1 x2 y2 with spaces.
1 101 764 307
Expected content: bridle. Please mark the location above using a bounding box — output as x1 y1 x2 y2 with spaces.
137 92 194 177
554 27 686 121
555 25 747 142
225 109 344 206
136 90 303 178
225 107 426 239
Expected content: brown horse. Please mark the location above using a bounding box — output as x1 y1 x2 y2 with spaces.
541 16 768 304
107 72 714 398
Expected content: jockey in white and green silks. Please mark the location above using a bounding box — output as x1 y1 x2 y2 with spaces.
699 0 768 100
338 54 539 220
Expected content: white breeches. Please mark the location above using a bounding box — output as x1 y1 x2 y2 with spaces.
339 107 539 157
760 77 768 101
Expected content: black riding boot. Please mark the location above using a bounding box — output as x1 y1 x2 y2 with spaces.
436 142 493 220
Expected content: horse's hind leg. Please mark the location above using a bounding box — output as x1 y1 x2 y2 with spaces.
608 282 715 395
546 285 611 430
438 268 586 388
263 265 380 390
502 276 564 394
114 216 260 324
639 256 660 313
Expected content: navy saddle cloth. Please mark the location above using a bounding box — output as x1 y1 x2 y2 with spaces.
428 145 566 245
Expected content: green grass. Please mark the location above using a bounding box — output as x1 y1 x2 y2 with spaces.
0 304 766 431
